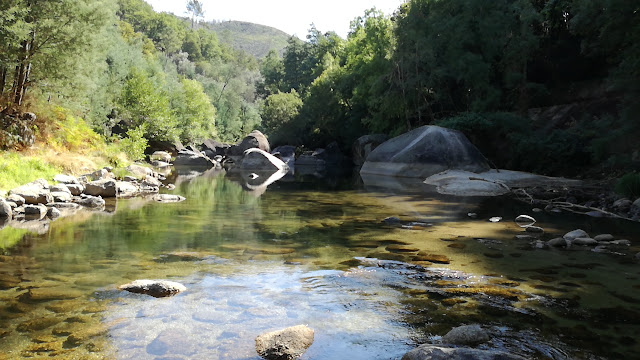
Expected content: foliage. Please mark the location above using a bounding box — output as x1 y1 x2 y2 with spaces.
118 126 148 161
260 90 303 143
0 151 61 192
615 173 640 200
208 20 292 59
173 78 217 143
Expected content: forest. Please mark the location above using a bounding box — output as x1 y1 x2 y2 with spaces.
0 0 638 183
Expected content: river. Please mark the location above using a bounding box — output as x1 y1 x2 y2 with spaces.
0 167 639 359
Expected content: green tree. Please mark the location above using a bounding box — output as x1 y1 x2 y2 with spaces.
174 78 217 143
260 90 302 136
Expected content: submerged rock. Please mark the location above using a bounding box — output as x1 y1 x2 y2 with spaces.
547 238 569 247
573 237 598 246
402 345 526 360
255 325 314 360
441 324 490 345
241 148 289 172
594 234 614 242
118 280 186 298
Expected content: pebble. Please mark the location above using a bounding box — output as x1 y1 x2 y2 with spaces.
610 239 631 246
572 237 598 246
564 229 589 241
489 217 502 223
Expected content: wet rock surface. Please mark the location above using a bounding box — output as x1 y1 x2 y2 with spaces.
255 325 314 360
402 345 526 360
118 280 187 298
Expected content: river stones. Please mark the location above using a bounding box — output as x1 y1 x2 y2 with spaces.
573 237 598 246
9 179 52 204
414 252 450 264
402 345 526 360
84 179 117 197
118 279 186 297
17 316 63 332
524 226 544 234
441 324 490 345
74 195 105 208
255 325 314 360
53 174 80 184
594 234 614 241
563 229 589 241
547 238 569 247
23 204 47 219
64 323 108 347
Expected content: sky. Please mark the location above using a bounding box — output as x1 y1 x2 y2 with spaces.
144 0 405 39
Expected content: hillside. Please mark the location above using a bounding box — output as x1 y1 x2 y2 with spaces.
205 20 292 58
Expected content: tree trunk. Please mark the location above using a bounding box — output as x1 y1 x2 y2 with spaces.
0 66 6 95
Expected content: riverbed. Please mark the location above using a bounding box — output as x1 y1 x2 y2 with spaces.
0 167 639 359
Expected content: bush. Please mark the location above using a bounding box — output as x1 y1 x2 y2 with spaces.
615 173 640 199
118 126 148 161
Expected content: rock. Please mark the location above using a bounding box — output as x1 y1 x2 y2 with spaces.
23 287 83 301
633 198 640 209
241 148 289 172
613 199 633 210
47 207 61 219
50 191 72 203
84 179 117 197
201 139 230 155
118 280 186 298
116 181 139 198
414 252 450 264
23 204 47 219
515 234 537 240
402 345 526 360
382 216 402 224
9 180 53 204
7 194 25 206
53 174 79 184
150 151 172 163
515 215 536 227
573 237 598 246
126 163 154 178
74 195 105 208
360 125 490 178
594 234 614 242
547 238 569 247
525 226 544 234
0 199 11 218
143 175 162 187
174 150 216 167
489 217 502 223
635 252 640 260
17 317 62 332
153 194 186 203
65 324 108 346
50 184 71 194
87 168 111 181
441 324 490 345
564 229 589 241
255 325 314 360
424 171 511 196
227 130 271 157
65 183 84 196
352 134 389 166
271 145 297 168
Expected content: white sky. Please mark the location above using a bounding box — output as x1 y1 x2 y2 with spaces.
144 0 405 39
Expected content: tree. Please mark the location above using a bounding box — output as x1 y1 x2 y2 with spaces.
0 0 113 109
174 78 217 143
186 0 204 29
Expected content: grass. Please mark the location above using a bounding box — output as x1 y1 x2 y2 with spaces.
1 104 135 195
0 151 61 194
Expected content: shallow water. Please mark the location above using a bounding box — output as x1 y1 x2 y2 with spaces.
1 168 639 359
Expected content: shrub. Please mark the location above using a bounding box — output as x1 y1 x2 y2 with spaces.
615 173 640 199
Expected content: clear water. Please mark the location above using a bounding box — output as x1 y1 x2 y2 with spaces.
1 168 639 359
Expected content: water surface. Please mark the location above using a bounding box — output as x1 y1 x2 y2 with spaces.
1 168 639 359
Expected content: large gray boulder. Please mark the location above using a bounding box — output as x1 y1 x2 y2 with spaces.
402 345 526 360
9 180 52 204
241 148 289 172
227 130 271 157
272 145 296 169
174 150 216 168
255 325 314 360
84 179 117 197
360 126 490 178
441 325 490 345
